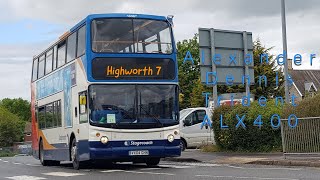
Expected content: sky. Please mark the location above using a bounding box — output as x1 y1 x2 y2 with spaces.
0 0 320 100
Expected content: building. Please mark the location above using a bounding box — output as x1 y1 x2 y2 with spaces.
23 122 32 143
288 59 319 102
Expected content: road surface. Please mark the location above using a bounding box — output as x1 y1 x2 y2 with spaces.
0 156 320 179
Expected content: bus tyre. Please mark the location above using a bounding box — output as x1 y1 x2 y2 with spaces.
71 138 81 170
39 140 50 166
146 158 160 166
180 140 186 151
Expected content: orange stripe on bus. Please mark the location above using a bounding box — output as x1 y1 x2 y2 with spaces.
38 130 57 150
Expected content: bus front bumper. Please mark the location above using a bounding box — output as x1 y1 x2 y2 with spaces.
88 139 181 160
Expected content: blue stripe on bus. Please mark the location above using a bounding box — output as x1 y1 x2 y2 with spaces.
42 139 180 161
88 139 181 160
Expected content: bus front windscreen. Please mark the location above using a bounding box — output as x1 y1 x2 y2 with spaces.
91 18 173 54
89 84 179 128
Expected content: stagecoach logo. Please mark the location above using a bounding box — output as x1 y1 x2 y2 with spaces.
124 141 153 146
127 14 137 18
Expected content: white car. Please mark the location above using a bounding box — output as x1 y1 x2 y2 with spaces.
179 107 215 151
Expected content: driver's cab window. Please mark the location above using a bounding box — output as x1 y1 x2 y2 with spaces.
196 110 206 124
184 111 196 126
184 110 206 126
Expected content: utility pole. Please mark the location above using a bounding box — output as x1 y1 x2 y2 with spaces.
281 0 290 103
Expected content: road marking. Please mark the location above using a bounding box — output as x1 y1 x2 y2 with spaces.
5 175 46 180
3 161 9 163
160 164 192 169
42 172 85 177
124 170 175 176
162 162 222 167
26 164 41 167
101 170 125 173
196 175 298 180
140 168 162 170
226 165 303 171
13 162 22 165
100 170 174 176
164 162 302 171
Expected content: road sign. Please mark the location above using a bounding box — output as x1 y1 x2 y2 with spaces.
199 28 255 85
199 28 255 107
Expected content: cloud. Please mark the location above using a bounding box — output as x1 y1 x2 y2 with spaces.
1 0 320 99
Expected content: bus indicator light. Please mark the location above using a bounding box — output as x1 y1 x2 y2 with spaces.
96 133 100 137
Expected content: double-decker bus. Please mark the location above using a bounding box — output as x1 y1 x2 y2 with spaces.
30 13 180 169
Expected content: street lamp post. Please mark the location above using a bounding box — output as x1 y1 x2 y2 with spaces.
281 0 290 103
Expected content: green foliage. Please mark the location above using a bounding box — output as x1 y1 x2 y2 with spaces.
190 78 210 107
251 39 285 99
0 152 16 157
0 107 25 147
212 101 283 152
0 98 31 122
177 36 284 108
177 34 211 109
200 145 220 152
218 39 285 98
283 93 320 118
177 34 200 109
0 151 17 157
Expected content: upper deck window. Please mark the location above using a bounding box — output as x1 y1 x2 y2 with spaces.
91 18 172 54
57 41 66 67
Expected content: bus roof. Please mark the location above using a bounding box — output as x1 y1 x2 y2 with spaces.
70 13 168 33
33 13 170 59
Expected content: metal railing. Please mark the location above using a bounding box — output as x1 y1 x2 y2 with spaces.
281 117 320 158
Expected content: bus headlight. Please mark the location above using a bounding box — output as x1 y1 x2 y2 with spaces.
167 134 174 143
100 136 109 144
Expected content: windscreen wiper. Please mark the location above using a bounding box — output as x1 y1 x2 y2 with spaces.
138 105 163 127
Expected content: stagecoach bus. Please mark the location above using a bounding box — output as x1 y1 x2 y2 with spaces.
30 13 180 169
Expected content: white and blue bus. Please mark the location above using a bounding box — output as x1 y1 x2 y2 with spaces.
30 13 180 169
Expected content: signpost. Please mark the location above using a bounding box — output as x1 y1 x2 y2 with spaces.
199 28 254 107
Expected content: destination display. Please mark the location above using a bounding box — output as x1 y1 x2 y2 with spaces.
92 58 175 80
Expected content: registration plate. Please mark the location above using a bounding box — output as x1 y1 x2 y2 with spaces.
129 150 149 156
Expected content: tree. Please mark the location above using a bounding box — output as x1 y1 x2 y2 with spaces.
190 78 207 107
177 36 284 108
251 39 284 99
0 98 31 122
0 107 25 147
177 34 201 109
217 39 284 99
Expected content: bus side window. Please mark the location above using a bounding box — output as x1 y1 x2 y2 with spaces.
53 45 57 70
52 101 57 127
32 58 38 81
45 49 53 75
57 41 66 67
79 92 88 123
67 32 77 62
46 103 54 128
38 55 45 78
77 25 86 57
38 106 46 129
57 100 62 127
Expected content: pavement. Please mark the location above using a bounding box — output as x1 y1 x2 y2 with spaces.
164 149 320 168
1 155 320 179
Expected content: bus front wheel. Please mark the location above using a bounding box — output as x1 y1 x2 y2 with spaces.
146 158 160 166
71 138 81 170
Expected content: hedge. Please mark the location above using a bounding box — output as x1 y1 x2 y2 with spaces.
283 93 320 118
212 101 283 152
